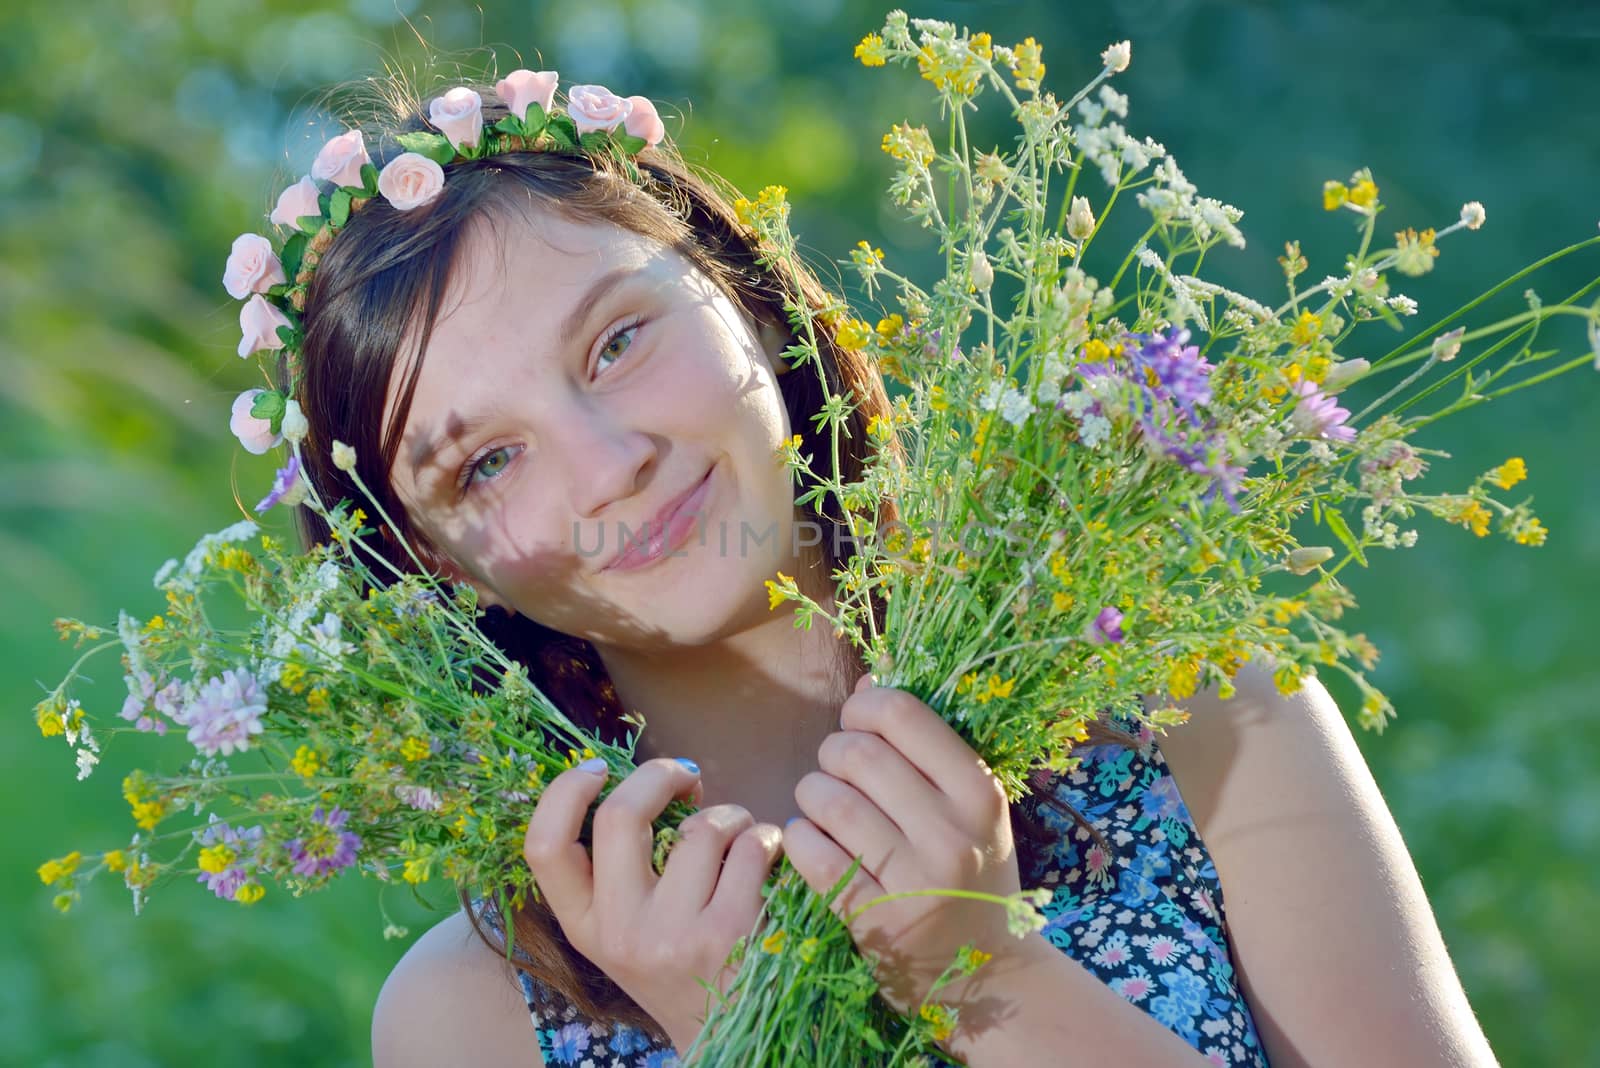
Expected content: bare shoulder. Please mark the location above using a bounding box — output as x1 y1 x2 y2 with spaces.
372 908 545 1068
1142 659 1500 1068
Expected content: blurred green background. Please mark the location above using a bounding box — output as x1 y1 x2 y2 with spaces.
3 0 1596 1064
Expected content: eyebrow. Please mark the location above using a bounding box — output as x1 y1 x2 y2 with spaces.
406 265 640 482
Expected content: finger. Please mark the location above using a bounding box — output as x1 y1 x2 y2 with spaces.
656 803 755 914
782 816 887 923
792 770 915 887
839 684 1006 820
705 822 784 935
523 760 611 919
816 728 954 844
590 757 702 914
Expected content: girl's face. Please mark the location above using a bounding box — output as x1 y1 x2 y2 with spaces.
385 208 806 651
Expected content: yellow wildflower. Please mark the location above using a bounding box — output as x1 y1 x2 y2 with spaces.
34 697 65 738
1347 176 1379 208
197 844 236 874
1456 499 1492 538
306 688 331 716
399 736 431 762
928 385 949 412
798 937 820 964
291 745 321 779
403 856 432 884
854 31 888 66
765 571 793 611
1322 180 1348 211
1394 227 1439 276
1081 338 1110 363
1051 591 1075 613
875 313 903 342
955 671 979 695
881 123 935 166
1290 310 1322 347
761 929 787 954
102 850 128 873
130 800 167 832
973 674 1015 704
920 1002 957 1042
969 32 993 61
38 851 82 886
279 662 308 694
1166 658 1200 700
856 240 884 265
835 317 874 350
1490 457 1527 490
1011 37 1045 90
234 883 265 904
1513 516 1548 546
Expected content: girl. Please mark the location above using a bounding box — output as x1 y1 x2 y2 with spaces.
281 80 1499 1066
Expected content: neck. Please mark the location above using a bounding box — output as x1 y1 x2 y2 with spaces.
591 562 866 825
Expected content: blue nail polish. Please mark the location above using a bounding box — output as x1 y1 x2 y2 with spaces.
576 757 608 775
784 816 799 828
675 757 700 774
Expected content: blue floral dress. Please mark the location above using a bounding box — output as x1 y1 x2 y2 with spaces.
480 711 1268 1067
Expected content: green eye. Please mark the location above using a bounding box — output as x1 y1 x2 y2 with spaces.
471 448 511 483
595 321 640 374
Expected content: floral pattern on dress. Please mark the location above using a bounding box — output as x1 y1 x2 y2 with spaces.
483 709 1267 1066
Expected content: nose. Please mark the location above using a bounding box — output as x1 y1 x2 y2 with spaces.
558 398 656 520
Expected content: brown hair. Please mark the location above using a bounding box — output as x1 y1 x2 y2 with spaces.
287 86 1136 1038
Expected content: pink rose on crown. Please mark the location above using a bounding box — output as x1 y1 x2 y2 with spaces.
567 84 631 135
222 234 286 300
270 176 322 231
429 87 484 151
378 152 446 211
230 389 282 455
311 129 370 188
623 96 665 146
495 69 558 123
238 294 292 358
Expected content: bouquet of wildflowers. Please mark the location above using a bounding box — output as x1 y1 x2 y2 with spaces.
33 8 1600 1066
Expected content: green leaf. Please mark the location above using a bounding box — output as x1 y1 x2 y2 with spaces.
578 131 610 153
492 115 526 137
360 163 379 196
294 215 323 236
279 232 309 281
329 189 352 229
1324 508 1367 567
394 131 456 166
523 102 550 137
249 390 286 422
545 114 578 148
613 132 647 155
275 323 298 349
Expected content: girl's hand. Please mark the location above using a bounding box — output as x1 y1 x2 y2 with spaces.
523 757 784 1054
783 676 1025 1015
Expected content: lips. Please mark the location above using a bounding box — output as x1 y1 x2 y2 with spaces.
600 463 716 573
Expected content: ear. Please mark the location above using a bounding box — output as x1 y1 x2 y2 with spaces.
418 544 514 615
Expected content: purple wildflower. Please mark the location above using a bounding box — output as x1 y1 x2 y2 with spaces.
394 784 443 812
195 819 265 900
1078 328 1214 426
175 668 267 756
255 453 305 513
1288 380 1356 443
1088 606 1125 645
119 669 173 736
285 805 362 879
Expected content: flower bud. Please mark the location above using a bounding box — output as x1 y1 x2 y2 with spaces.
1066 196 1096 241
1459 201 1486 230
1319 358 1370 393
970 250 994 291
280 399 309 443
1101 40 1131 73
332 440 358 473
1286 546 1334 575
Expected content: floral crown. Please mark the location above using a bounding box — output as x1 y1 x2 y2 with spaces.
223 72 667 513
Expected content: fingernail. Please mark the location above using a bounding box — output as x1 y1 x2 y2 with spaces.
855 673 873 693
784 816 800 828
576 757 608 775
675 757 700 774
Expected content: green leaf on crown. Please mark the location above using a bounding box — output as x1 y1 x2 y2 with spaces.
545 114 578 149
275 323 301 350
360 163 379 196
493 115 527 137
614 132 648 155
395 131 458 167
250 390 287 433
330 189 353 228
522 102 550 138
279 232 309 282
578 131 611 154
295 215 324 235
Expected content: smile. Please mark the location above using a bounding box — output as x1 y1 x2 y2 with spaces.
599 461 718 573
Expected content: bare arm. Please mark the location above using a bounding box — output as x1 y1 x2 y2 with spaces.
1152 660 1500 1068
372 909 546 1068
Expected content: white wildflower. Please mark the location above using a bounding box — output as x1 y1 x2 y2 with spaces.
970 249 994 291
1066 196 1096 241
1387 295 1419 316
75 749 100 781
998 387 1035 426
1078 412 1111 447
331 440 358 472
169 520 259 592
1101 40 1132 73
977 380 1005 412
1431 327 1465 362
1459 201 1486 230
1096 84 1128 118
1076 98 1105 127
